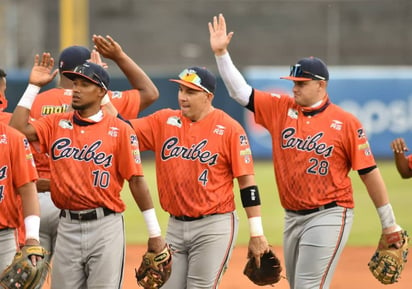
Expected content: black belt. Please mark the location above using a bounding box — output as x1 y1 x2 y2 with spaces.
0 227 10 232
286 201 338 215
170 214 215 222
60 207 115 221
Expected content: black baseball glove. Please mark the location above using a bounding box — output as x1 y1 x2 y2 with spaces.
0 245 50 289
243 248 282 286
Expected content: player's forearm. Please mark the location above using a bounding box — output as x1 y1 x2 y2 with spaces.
10 91 38 142
19 182 40 218
215 52 252 106
114 52 159 110
360 168 389 208
129 175 156 211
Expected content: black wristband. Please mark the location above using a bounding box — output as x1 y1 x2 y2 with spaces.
240 185 261 207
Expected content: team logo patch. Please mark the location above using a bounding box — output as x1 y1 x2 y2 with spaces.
130 135 139 147
0 134 7 144
240 148 252 163
108 127 119 137
213 125 225 135
239 135 249 146
23 138 30 149
42 104 70 115
166 116 182 128
357 128 366 139
287 108 298 119
330 120 342 131
111 91 122 99
270 93 281 99
132 149 141 164
58 119 73 129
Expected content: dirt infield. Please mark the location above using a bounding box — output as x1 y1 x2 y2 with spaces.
125 245 411 289
42 245 410 288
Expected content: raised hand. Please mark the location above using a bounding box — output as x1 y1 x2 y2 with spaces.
208 13 234 56
29 53 58 87
92 34 124 61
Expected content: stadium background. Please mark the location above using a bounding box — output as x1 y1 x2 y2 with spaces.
2 2 411 287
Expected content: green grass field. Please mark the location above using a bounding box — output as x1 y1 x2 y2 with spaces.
121 159 410 246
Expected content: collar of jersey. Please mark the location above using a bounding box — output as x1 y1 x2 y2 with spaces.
301 96 330 117
73 112 98 126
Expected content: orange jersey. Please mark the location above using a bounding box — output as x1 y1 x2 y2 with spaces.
30 88 141 179
0 111 11 124
0 122 38 229
408 155 412 169
253 90 376 210
130 108 255 217
31 111 143 212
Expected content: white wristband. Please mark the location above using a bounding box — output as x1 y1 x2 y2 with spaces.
142 208 161 238
17 84 41 110
377 203 397 229
248 216 264 237
24 215 40 242
101 93 110 105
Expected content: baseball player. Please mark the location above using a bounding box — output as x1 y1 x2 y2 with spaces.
0 120 40 272
28 35 159 276
209 13 404 289
128 66 270 288
10 53 166 289
391 138 412 178
0 69 31 249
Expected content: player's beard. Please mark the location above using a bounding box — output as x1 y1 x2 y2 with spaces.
71 101 95 111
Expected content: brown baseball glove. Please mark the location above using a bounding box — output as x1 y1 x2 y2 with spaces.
368 229 409 284
135 245 172 288
243 248 282 286
0 245 50 289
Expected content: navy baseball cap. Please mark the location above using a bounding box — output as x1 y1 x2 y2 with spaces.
281 56 329 81
58 46 91 73
169 66 216 93
63 62 110 90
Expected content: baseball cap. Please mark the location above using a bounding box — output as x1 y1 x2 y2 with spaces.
169 66 216 93
62 62 110 90
281 56 329 81
58 46 91 73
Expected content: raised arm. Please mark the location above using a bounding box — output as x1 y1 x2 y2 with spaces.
9 53 58 141
93 34 159 112
208 14 252 106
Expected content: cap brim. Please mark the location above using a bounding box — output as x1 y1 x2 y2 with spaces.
62 71 100 87
169 79 203 91
280 76 313 81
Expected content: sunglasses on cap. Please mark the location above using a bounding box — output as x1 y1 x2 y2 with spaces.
72 65 108 90
178 68 211 93
289 64 326 81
